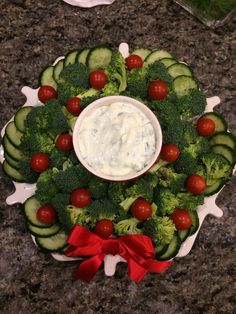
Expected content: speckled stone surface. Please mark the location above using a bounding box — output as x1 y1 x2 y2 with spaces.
0 1 236 313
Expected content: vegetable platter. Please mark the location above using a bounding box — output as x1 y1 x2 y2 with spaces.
1 42 236 282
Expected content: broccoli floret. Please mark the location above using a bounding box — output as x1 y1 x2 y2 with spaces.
148 158 169 174
177 192 204 211
35 169 58 204
126 68 148 99
201 152 232 186
54 164 92 193
174 151 198 176
143 215 176 246
59 63 90 90
163 120 186 149
147 60 173 84
182 121 198 146
50 148 68 169
80 94 101 109
114 217 143 236
107 181 129 205
120 178 153 211
143 172 159 188
88 176 108 199
105 51 127 92
157 166 187 193
155 187 179 215
19 130 55 155
24 106 45 129
176 89 207 119
86 199 120 222
184 136 210 159
102 82 119 96
18 159 39 183
57 82 83 103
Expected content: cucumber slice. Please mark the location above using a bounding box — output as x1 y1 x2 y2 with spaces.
155 243 169 257
14 106 33 133
77 48 90 65
39 65 57 89
145 50 173 65
157 233 181 261
188 210 199 236
200 112 227 133
172 75 198 98
131 48 151 61
24 196 53 228
178 228 191 242
159 57 177 68
209 132 236 151
2 160 25 182
204 180 225 196
5 121 23 147
4 151 20 169
211 144 235 165
64 49 79 67
86 46 113 70
167 63 193 79
27 221 61 237
2 135 25 161
53 59 64 83
35 229 68 252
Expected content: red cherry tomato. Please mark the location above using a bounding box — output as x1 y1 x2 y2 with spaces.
36 204 57 225
196 118 216 137
171 209 192 230
55 133 73 152
125 54 143 70
89 70 108 90
148 80 168 100
131 198 152 221
38 85 57 103
186 174 206 195
30 153 50 173
70 188 91 208
160 144 180 162
95 219 114 239
66 97 82 116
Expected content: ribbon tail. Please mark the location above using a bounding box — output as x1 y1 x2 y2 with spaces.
148 259 173 273
73 254 105 282
127 258 149 283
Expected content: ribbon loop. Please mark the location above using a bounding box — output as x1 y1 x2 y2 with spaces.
101 238 120 255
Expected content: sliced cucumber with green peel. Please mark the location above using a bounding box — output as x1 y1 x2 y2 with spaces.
64 49 79 67
188 210 199 236
2 160 25 182
167 63 193 79
27 221 61 237
131 48 151 61
159 57 177 68
211 144 235 165
204 180 225 196
14 106 33 133
5 121 23 147
145 50 173 65
77 48 90 65
178 228 191 242
200 112 227 133
39 65 57 89
53 59 64 83
86 46 113 70
157 232 181 261
4 151 20 169
2 135 25 161
155 243 169 257
209 132 236 151
24 196 53 228
35 229 68 252
172 75 198 98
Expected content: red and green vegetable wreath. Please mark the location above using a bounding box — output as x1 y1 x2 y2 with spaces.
2 45 236 281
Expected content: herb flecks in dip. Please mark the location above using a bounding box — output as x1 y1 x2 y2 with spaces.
78 101 156 177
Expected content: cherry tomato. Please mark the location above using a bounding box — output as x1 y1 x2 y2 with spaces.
131 198 152 221
38 85 57 103
70 188 91 208
148 80 168 100
66 97 82 116
196 118 216 137
89 70 108 90
186 174 206 195
55 133 73 152
125 54 143 71
171 209 192 230
95 219 114 239
160 144 180 162
36 204 57 225
30 153 50 173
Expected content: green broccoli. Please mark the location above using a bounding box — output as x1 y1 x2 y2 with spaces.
162 120 186 149
201 152 232 186
80 93 102 108
54 164 92 193
105 51 127 92
18 158 39 183
182 121 198 146
88 176 108 199
175 89 207 119
126 67 148 99
57 82 83 103
49 148 69 169
102 82 119 96
155 187 179 215
177 192 204 211
142 171 159 188
59 63 90 90
86 199 120 222
120 178 153 211
157 166 187 193
107 181 129 205
174 151 198 175
147 60 173 84
184 136 210 159
143 215 176 246
35 169 59 204
114 217 143 236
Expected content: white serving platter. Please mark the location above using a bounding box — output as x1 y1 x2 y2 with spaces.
62 0 115 8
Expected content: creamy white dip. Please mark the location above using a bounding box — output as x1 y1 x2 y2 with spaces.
78 101 156 177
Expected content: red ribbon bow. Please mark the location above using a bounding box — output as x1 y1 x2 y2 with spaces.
65 225 172 282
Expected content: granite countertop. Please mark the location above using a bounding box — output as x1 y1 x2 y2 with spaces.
0 1 236 313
